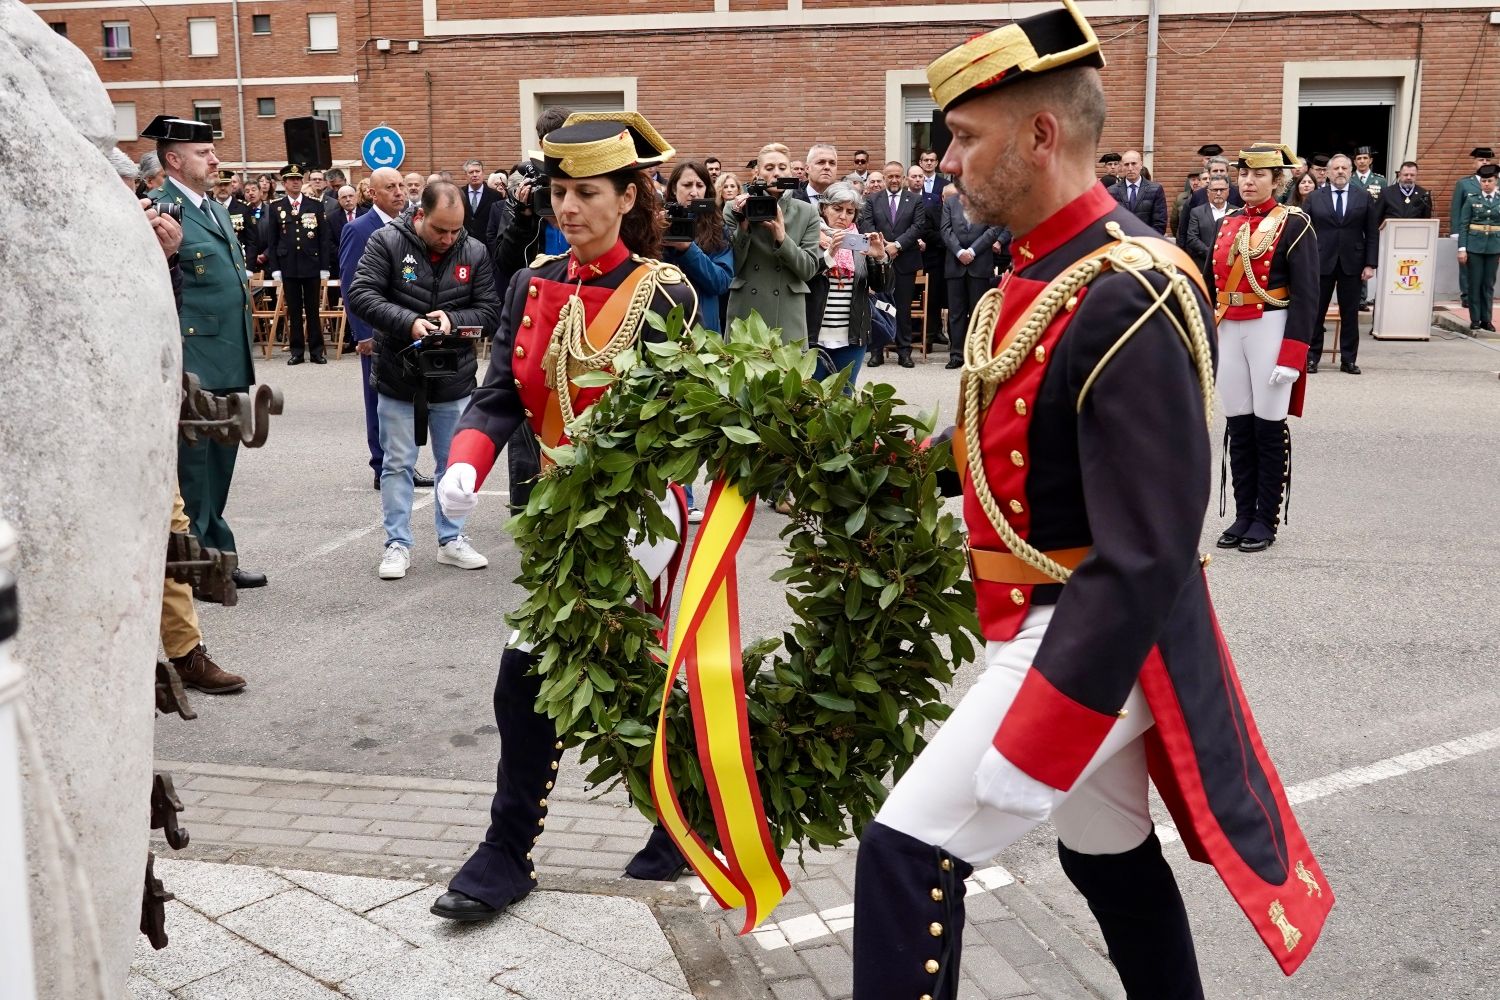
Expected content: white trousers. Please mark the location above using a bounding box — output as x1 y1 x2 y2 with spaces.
509 492 683 651
1216 310 1293 420
876 606 1156 860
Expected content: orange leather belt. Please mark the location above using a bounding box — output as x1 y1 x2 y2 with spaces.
1217 287 1290 308
968 545 1090 586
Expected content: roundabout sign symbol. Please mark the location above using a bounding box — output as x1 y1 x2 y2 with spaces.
361 126 406 170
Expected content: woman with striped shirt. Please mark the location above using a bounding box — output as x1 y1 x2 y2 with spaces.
808 181 892 388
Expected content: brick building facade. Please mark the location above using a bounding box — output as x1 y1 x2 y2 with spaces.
30 0 1500 227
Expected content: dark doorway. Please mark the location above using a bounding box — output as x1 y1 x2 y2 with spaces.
1298 105 1393 174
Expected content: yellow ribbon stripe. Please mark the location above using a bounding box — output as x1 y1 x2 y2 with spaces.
650 480 790 933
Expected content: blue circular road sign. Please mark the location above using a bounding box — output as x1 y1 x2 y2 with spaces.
361 126 406 170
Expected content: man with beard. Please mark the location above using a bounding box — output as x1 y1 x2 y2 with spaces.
847 4 1333 998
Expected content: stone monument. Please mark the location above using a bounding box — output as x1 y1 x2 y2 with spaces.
0 1 183 995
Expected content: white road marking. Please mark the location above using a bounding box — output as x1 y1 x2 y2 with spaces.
301 494 436 562
696 728 1500 951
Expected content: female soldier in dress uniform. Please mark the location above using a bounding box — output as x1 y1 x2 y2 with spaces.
1206 144 1320 553
429 111 700 922
1456 162 1500 332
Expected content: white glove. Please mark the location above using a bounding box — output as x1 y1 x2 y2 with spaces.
437 463 479 518
974 746 1063 821
319 269 330 280
1269 365 1301 386
271 270 283 282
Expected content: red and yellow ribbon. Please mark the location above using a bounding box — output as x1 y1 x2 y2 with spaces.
650 480 790 933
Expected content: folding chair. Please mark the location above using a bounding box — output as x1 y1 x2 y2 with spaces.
910 272 931 361
323 279 348 359
250 278 285 360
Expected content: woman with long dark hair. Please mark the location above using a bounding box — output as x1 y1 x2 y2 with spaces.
431 112 699 924
662 161 733 333
1286 171 1317 208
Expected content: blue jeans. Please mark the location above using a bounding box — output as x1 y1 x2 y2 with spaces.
378 392 468 548
814 344 865 394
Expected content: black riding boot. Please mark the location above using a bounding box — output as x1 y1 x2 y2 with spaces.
1058 833 1205 1000
1217 414 1257 548
624 825 689 881
852 822 974 1000
445 646 562 914
1240 417 1290 552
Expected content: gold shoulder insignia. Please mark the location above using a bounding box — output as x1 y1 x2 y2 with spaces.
634 255 687 284
529 251 568 269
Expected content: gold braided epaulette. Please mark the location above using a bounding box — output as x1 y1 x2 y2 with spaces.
631 254 687 284
529 251 568 269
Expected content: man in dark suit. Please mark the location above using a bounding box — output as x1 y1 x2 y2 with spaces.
858 161 927 367
939 191 1005 368
792 143 840 204
916 151 951 345
461 158 502 239
1377 160 1433 222
1180 176 1233 267
1305 153 1379 374
326 183 361 249
1110 150 1167 232
265 163 333 364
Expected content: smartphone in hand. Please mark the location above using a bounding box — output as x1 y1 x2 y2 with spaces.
839 231 871 253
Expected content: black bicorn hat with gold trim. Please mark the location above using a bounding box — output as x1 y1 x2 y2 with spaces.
542 111 675 180
141 115 214 144
1236 143 1299 170
926 0 1104 113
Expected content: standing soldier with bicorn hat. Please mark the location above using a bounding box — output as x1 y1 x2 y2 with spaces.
266 163 333 364
848 4 1334 997
144 114 266 591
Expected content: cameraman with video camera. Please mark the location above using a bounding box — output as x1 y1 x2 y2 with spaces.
662 161 733 332
347 181 501 581
724 142 822 346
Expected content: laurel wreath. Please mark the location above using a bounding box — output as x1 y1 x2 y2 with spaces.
506 309 979 854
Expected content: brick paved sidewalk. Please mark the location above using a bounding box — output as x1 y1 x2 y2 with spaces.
156 759 1119 1000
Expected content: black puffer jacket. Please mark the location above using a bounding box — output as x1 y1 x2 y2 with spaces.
347 218 501 403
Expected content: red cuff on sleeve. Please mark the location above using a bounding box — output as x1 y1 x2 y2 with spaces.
1276 338 1309 370
449 428 498 488
994 668 1118 791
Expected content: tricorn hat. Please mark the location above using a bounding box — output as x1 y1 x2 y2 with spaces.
1471 147 1495 159
141 115 213 144
542 111 674 180
926 0 1104 113
1309 154 1330 168
1236 143 1298 170
1098 152 1121 164
1353 145 1378 157
1478 164 1499 178
279 164 304 179
1197 144 1224 158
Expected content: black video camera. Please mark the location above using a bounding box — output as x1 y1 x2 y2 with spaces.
406 327 481 378
664 199 717 242
529 175 554 219
743 177 800 223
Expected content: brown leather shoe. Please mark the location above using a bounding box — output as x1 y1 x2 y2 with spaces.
170 644 246 694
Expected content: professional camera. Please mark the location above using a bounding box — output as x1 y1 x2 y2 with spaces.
152 201 183 222
743 177 800 223
664 199 717 242
529 174 555 219
405 327 481 378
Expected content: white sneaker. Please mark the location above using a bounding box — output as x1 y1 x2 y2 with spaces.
687 506 704 524
437 535 489 570
378 542 410 580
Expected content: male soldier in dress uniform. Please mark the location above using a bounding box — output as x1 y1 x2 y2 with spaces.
1449 147 1493 309
849 5 1333 998
212 168 258 274
266 164 333 364
1456 163 1500 332
1349 147 1386 307
145 115 266 590
1097 151 1121 189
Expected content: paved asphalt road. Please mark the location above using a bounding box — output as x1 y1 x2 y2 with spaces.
164 328 1499 998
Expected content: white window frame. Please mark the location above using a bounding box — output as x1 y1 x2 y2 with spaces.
307 13 339 53
193 100 224 139
312 96 343 136
518 77 636 153
256 97 276 118
883 70 929 167
1281 60 1422 165
113 102 138 142
102 21 132 60
188 17 219 58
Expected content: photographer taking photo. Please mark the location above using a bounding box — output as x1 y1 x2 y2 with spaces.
662 161 733 332
808 181 892 389
723 142 822 345
347 181 501 581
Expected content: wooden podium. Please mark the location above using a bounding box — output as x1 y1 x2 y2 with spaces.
1371 218 1437 340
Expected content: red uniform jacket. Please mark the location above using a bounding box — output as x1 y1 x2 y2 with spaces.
968 183 1333 974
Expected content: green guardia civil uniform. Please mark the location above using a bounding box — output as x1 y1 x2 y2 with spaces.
1350 170 1387 194
151 177 257 554
1451 174 1484 303
1458 189 1500 327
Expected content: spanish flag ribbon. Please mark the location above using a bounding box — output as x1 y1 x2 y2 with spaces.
650 479 790 933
